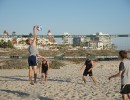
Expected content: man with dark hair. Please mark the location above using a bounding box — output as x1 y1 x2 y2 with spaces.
80 53 96 84
26 26 43 85
109 50 130 100
119 50 128 59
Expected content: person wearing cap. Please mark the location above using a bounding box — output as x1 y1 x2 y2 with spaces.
80 53 96 84
40 58 50 83
109 50 130 100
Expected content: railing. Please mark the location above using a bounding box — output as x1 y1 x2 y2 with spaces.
0 55 119 60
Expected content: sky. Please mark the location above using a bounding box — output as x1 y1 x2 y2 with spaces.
0 0 130 49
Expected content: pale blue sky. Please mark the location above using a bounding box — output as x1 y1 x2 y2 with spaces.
0 0 130 49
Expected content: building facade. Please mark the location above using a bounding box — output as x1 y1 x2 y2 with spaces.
62 33 73 45
83 32 112 50
0 30 56 49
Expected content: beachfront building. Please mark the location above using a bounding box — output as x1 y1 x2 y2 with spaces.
13 37 51 49
0 30 12 42
73 37 81 46
3 30 9 36
47 29 56 44
96 32 112 49
0 29 56 49
0 30 113 50
47 29 52 36
0 37 13 42
84 40 104 50
14 44 28 49
62 33 73 45
82 32 112 50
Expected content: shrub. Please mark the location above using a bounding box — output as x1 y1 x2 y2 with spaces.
50 60 65 69
0 40 14 48
0 59 28 69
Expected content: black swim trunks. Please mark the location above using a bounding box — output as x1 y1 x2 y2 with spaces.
83 70 93 76
42 63 48 74
28 55 37 66
120 84 130 94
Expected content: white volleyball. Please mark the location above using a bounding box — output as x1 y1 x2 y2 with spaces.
36 25 42 31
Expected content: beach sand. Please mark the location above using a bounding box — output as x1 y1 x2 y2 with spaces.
0 61 122 100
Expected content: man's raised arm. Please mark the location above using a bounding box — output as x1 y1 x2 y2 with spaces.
33 26 36 45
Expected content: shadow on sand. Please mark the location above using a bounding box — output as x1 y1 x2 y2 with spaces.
0 89 53 100
0 89 29 97
48 78 72 83
0 76 40 81
39 96 53 100
0 76 28 81
48 78 85 85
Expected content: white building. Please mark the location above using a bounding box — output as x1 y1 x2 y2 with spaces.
96 32 112 49
47 29 52 36
0 37 13 42
62 33 73 44
14 44 28 49
83 32 112 50
0 35 55 49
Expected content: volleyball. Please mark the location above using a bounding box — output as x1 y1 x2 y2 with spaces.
36 25 42 31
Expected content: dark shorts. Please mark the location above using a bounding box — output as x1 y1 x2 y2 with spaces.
120 84 130 94
42 68 48 75
83 69 93 76
28 55 37 66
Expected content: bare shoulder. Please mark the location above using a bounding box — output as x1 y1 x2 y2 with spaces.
90 60 94 63
90 60 94 65
47 62 49 65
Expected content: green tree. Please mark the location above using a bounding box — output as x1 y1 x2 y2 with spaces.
29 33 33 37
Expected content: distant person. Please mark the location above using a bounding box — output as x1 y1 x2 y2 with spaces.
26 26 43 85
80 53 96 84
40 58 49 83
109 50 130 100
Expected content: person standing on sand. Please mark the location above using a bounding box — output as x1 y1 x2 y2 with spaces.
26 26 43 85
80 53 96 84
40 58 49 83
109 50 130 100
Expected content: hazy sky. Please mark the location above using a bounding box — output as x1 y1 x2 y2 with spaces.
0 0 130 49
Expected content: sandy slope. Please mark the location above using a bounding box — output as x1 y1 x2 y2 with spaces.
0 61 122 100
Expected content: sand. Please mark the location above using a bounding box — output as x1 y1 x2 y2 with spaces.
0 61 122 100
